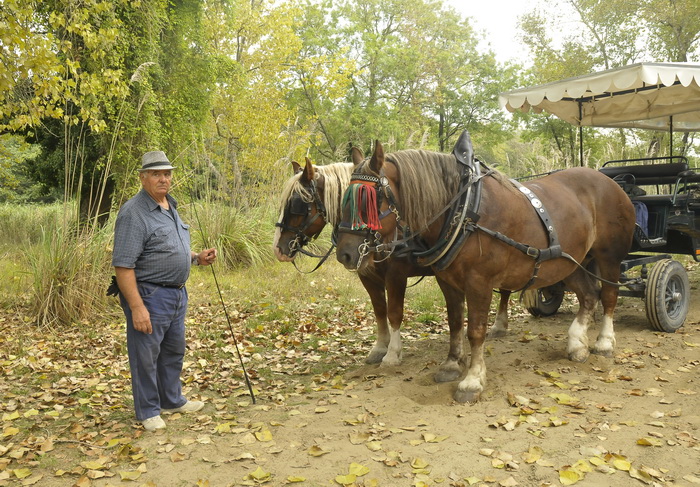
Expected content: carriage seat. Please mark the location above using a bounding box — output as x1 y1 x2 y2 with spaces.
599 162 689 186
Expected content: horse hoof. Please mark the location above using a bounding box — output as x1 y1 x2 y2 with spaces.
568 349 590 363
380 355 402 367
488 328 507 338
453 388 480 403
434 369 461 383
591 348 614 358
365 351 387 364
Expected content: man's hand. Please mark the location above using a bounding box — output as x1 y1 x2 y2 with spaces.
197 248 217 266
115 267 153 334
131 304 152 334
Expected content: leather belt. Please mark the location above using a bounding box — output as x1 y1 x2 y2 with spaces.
142 281 186 289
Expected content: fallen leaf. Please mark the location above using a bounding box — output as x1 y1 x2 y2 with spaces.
308 445 329 457
119 470 142 481
348 463 369 476
523 446 543 464
559 468 582 485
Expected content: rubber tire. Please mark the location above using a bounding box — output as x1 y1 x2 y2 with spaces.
645 259 689 332
525 283 565 317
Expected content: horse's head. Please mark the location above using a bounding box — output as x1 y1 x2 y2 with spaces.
273 157 329 262
335 141 401 271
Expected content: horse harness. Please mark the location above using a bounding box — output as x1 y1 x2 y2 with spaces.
339 131 568 290
275 179 335 272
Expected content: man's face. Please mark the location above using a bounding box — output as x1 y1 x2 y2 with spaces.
140 170 172 200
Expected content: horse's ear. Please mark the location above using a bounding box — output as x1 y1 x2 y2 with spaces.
301 157 315 183
369 140 384 173
351 147 364 166
291 161 302 174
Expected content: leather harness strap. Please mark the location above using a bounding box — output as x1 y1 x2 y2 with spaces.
468 179 563 291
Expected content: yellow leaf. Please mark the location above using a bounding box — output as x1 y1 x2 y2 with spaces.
365 441 382 451
255 430 273 442
80 461 106 470
559 468 582 485
335 474 356 485
308 445 329 457
348 463 369 476
20 473 43 485
214 422 233 434
2 427 19 439
572 459 592 473
523 445 543 464
612 458 631 471
548 393 579 406
119 470 142 481
411 458 429 469
248 467 271 481
636 437 662 447
2 411 20 421
13 468 32 479
465 477 481 485
286 476 306 483
23 409 39 418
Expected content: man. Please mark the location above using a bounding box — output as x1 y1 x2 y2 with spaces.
112 150 217 431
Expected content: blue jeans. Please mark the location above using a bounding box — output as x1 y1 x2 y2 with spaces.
120 283 188 420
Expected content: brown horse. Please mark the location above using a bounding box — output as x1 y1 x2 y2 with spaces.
273 157 514 365
335 141 636 403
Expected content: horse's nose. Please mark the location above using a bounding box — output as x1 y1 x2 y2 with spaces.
336 249 354 268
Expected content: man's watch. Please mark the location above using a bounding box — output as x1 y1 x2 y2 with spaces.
191 254 199 266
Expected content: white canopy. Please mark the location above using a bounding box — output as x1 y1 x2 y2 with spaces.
500 62 700 131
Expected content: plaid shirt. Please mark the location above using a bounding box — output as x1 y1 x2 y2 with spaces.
112 189 192 286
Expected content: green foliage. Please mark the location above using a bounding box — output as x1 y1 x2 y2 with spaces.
0 135 43 202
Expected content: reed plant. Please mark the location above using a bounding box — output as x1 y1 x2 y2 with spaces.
0 202 68 246
26 218 114 328
184 202 277 270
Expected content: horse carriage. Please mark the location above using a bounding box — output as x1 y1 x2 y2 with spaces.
501 62 700 332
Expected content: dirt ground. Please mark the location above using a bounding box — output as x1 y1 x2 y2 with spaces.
24 281 698 487
64 285 697 487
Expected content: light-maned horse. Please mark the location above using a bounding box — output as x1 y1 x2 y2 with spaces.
335 142 636 403
273 158 513 365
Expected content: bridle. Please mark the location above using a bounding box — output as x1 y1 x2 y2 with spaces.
334 169 404 269
275 179 335 272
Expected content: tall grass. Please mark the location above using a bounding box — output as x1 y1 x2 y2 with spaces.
0 202 68 246
183 202 277 270
26 220 114 328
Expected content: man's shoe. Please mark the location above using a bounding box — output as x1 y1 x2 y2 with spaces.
142 415 166 431
162 400 204 414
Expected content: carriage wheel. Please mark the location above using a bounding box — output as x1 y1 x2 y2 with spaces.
645 259 689 332
524 283 565 317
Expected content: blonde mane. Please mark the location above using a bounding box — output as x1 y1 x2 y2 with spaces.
354 150 520 231
278 162 354 226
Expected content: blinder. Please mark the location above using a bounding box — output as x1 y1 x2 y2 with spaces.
287 194 309 218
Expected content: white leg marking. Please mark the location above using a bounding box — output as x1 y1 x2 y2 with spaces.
366 320 390 364
567 315 591 362
488 310 508 338
381 327 402 366
592 314 616 357
454 346 486 403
